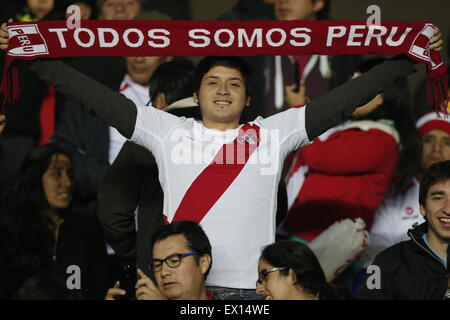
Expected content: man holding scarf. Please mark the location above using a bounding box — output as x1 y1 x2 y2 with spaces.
0 21 444 299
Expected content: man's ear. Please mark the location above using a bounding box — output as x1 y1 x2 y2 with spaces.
288 268 298 286
193 92 199 104
246 96 251 107
375 94 384 107
155 92 167 110
420 204 427 218
165 56 173 63
200 254 212 275
313 0 326 14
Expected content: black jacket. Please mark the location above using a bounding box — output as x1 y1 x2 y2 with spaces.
359 222 449 300
97 106 201 271
97 140 163 271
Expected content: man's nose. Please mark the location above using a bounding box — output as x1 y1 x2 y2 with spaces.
217 83 230 95
432 140 443 153
115 3 125 12
443 198 450 214
160 263 172 277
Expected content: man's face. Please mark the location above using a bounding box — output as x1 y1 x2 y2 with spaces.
275 0 324 21
27 0 54 20
100 0 141 20
421 129 450 171
152 234 208 300
420 179 450 242
125 56 168 85
194 65 249 129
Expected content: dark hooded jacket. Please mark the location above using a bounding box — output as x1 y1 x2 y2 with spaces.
360 222 450 300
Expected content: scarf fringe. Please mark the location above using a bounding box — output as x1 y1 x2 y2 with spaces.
426 68 449 116
0 63 20 112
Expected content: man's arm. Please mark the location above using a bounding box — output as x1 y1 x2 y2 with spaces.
305 27 443 140
97 141 141 261
305 56 416 140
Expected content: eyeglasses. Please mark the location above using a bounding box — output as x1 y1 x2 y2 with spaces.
256 267 287 287
148 252 198 272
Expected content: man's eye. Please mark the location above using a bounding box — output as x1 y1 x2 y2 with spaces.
230 83 240 87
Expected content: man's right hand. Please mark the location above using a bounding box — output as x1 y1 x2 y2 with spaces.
135 268 167 300
0 19 12 51
284 83 310 107
104 281 126 300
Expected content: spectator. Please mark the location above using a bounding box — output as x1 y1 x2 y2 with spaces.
246 0 361 120
281 57 421 242
370 111 450 250
97 58 199 272
0 143 109 299
1 24 442 299
256 240 351 300
280 58 421 294
51 54 170 215
60 0 148 114
97 0 141 20
49 52 170 292
360 160 450 300
0 0 58 186
105 220 212 300
16 0 55 21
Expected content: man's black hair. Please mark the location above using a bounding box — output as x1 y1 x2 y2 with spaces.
151 220 212 279
149 58 195 106
193 56 252 98
419 160 450 206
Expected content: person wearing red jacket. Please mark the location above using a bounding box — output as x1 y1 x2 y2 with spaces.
280 58 421 242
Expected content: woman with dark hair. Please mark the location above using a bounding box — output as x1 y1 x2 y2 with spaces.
0 143 109 299
256 240 350 300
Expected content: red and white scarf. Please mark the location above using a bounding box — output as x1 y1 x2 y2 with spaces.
1 19 448 108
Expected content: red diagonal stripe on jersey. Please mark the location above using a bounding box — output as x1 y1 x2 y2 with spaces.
171 124 260 224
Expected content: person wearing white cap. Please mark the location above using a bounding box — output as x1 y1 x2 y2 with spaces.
369 111 450 250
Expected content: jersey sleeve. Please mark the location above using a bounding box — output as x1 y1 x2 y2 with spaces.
130 105 185 154
258 107 311 155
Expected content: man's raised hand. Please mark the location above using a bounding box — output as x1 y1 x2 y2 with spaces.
0 19 12 51
430 27 444 52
